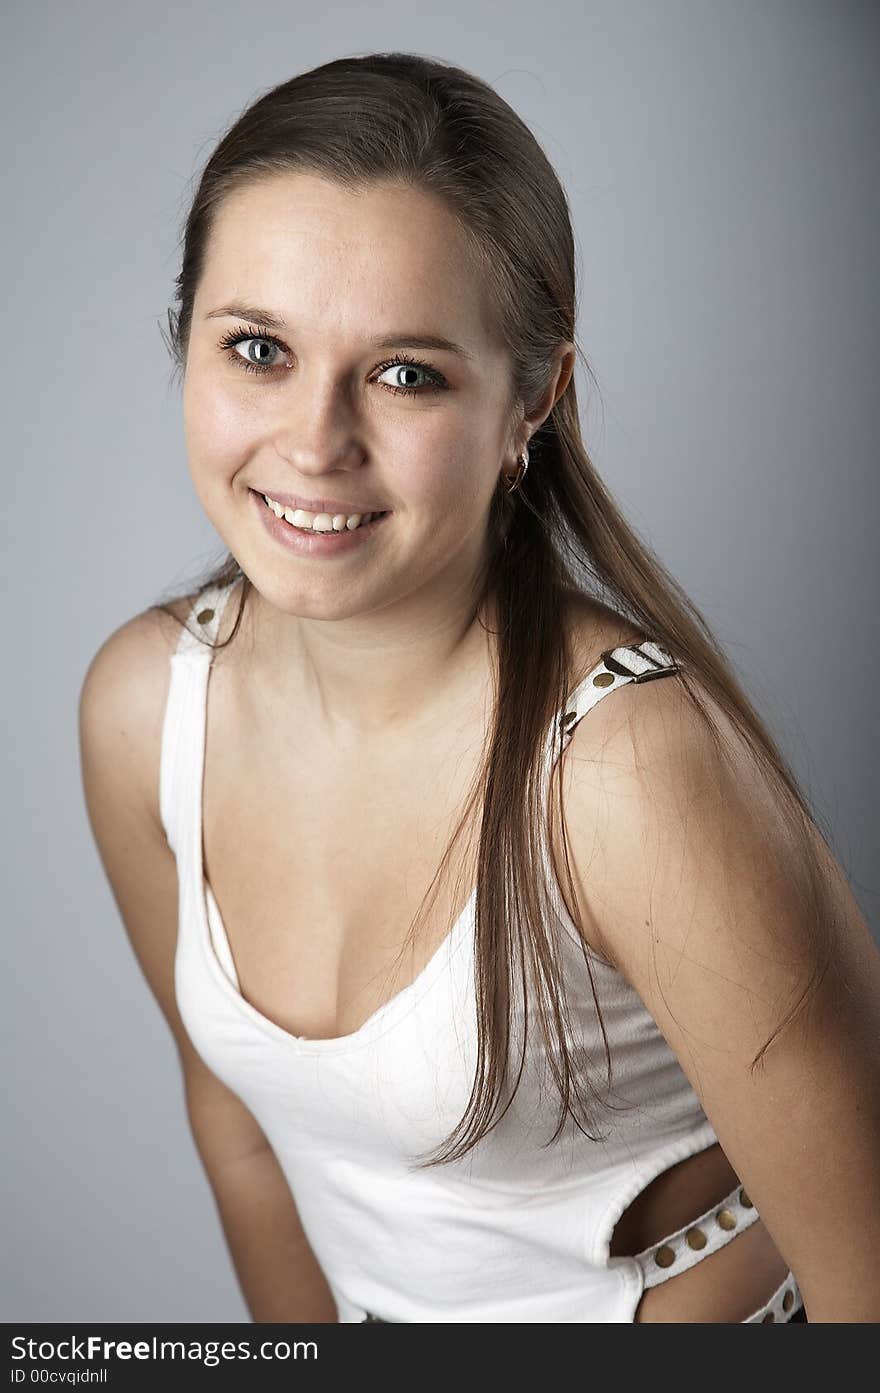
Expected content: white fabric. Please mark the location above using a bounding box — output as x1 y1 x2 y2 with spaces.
159 576 802 1323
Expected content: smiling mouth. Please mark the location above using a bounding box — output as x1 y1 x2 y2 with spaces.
252 490 394 549
254 490 390 533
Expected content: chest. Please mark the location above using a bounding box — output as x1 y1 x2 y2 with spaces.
200 669 488 1043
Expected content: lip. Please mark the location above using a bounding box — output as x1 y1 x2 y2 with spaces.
252 488 389 516
250 486 391 556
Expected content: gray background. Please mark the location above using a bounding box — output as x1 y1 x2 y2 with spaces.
4 1 877 1321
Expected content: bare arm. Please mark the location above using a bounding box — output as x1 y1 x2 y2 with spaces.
560 675 880 1322
78 610 337 1322
187 1112 338 1323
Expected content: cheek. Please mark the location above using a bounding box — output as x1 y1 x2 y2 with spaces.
183 374 254 473
399 424 497 511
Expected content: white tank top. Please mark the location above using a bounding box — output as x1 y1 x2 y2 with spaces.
159 575 801 1324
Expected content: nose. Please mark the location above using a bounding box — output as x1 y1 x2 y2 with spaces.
271 369 364 476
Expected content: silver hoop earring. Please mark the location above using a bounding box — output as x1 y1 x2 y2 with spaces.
502 442 529 494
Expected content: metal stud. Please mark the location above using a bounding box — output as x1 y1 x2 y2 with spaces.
782 1289 794 1313
593 672 615 688
654 1245 676 1268
739 1188 753 1208
685 1227 707 1250
716 1209 737 1231
761 1312 775 1323
196 607 215 625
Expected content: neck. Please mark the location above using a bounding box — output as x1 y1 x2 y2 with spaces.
236 574 500 748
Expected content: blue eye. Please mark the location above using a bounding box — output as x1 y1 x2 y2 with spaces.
216 322 449 397
373 358 446 397
217 327 287 375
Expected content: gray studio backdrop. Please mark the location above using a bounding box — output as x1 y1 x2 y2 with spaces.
4 1 877 1321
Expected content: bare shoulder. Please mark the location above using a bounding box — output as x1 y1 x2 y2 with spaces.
559 632 741 840
555 634 844 999
555 612 762 958
77 586 271 1124
77 592 200 831
76 593 200 1075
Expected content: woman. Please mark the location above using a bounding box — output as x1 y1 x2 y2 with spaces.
78 52 879 1323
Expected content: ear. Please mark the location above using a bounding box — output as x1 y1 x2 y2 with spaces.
519 342 576 446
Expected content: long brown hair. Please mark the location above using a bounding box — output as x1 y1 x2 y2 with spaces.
156 51 837 1168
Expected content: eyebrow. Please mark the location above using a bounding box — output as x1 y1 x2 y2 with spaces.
203 303 476 361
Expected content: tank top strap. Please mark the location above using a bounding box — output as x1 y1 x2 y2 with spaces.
554 638 681 756
535 637 682 954
160 574 243 853
172 572 243 661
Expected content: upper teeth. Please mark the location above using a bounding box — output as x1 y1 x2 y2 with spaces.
262 494 381 532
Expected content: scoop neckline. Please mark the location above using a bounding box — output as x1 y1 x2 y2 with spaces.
180 573 612 1054
196 869 477 1057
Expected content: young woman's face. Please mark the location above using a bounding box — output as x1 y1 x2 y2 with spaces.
183 171 522 622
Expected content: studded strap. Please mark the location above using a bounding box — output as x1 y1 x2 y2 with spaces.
743 1271 804 1323
635 1175 805 1321
634 1181 760 1289
173 575 242 661
634 1178 805 1319
556 639 680 754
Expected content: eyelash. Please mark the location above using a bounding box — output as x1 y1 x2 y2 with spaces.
216 322 449 398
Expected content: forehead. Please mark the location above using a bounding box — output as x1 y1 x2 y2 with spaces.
197 172 499 349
